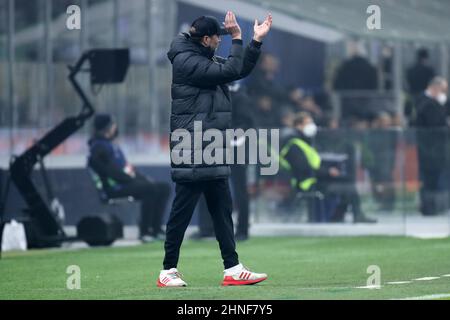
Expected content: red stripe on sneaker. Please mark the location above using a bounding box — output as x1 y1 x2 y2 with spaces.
157 279 166 287
222 275 267 286
246 273 251 280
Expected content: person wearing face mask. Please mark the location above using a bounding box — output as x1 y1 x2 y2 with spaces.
415 77 450 216
279 112 338 222
87 114 171 242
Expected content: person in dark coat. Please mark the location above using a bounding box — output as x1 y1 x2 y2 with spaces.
279 112 340 222
87 114 171 242
415 77 449 216
405 48 436 124
158 12 272 288
252 94 282 129
333 43 378 121
247 53 286 101
281 113 376 223
229 83 255 240
407 49 435 96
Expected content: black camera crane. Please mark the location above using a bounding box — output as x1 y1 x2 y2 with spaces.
6 49 130 248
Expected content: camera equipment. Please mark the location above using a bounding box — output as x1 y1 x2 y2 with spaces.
76 214 124 247
7 49 130 248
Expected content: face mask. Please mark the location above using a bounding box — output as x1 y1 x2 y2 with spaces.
437 93 448 106
303 123 318 138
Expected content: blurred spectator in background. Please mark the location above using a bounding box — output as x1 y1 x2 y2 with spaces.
87 114 171 242
229 82 255 241
405 48 436 125
415 77 449 216
247 53 286 101
287 87 324 123
279 112 341 222
367 112 397 211
380 46 393 91
316 116 377 223
333 40 378 122
252 94 281 129
251 92 282 203
407 49 435 96
279 107 296 142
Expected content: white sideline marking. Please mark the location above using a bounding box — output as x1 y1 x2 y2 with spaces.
413 277 441 281
399 293 450 300
357 274 449 289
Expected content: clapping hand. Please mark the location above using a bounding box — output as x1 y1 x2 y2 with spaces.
223 11 242 40
253 13 273 42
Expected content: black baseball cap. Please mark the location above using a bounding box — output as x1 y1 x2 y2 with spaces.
189 16 229 37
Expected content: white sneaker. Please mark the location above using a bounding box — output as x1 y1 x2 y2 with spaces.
157 268 187 287
222 263 267 286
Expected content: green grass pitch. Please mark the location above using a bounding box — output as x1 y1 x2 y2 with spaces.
1 236 450 300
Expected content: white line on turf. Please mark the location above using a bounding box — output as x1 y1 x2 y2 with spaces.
354 285 381 289
356 274 450 289
398 293 450 300
413 277 441 281
386 281 412 285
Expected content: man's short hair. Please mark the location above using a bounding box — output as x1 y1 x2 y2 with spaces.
428 76 448 88
293 112 312 127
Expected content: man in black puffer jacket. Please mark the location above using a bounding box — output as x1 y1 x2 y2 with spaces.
157 12 272 287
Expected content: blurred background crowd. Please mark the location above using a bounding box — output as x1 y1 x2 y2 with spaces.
1 0 450 231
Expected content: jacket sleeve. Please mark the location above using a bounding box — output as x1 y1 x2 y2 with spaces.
89 144 134 185
216 40 262 80
237 40 262 80
177 40 244 86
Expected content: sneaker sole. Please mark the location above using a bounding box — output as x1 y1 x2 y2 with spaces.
157 279 187 288
221 277 267 286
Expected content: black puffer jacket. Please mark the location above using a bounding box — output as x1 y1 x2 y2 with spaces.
167 33 261 182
